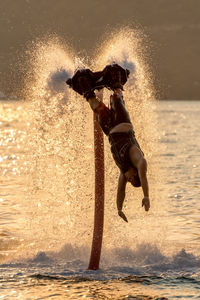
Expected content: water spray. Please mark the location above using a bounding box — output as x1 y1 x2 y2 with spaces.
24 29 160 270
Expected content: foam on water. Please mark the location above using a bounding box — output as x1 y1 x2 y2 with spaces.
1 237 200 299
1 242 200 276
1 243 200 298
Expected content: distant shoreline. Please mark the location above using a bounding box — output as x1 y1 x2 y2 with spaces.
159 99 200 101
1 98 200 102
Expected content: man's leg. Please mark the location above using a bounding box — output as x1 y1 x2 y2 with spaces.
129 145 150 211
88 96 101 111
87 96 111 136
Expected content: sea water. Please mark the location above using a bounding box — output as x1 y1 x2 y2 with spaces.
0 29 200 299
0 100 199 299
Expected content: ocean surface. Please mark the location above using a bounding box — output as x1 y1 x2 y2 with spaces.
0 100 200 299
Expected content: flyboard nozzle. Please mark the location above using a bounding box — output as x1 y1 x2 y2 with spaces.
66 78 72 87
126 69 130 77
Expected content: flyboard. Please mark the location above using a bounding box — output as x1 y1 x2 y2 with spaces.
66 64 130 270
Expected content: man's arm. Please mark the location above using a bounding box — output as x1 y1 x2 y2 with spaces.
129 146 150 212
88 96 102 111
137 158 150 212
117 172 128 222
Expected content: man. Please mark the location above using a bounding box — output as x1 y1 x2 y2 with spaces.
66 64 150 222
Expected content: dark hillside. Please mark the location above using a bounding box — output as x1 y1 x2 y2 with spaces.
0 0 200 99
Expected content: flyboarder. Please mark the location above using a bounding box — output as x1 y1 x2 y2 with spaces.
66 64 150 222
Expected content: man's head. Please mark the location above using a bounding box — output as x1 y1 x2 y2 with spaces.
124 167 141 187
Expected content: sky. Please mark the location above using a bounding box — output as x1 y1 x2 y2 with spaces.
0 0 200 99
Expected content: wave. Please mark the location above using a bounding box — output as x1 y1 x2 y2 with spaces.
1 244 199 278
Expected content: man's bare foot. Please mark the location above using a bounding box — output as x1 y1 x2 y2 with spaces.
142 196 150 211
118 210 128 222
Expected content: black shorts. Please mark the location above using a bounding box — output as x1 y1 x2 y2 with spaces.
108 130 143 176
